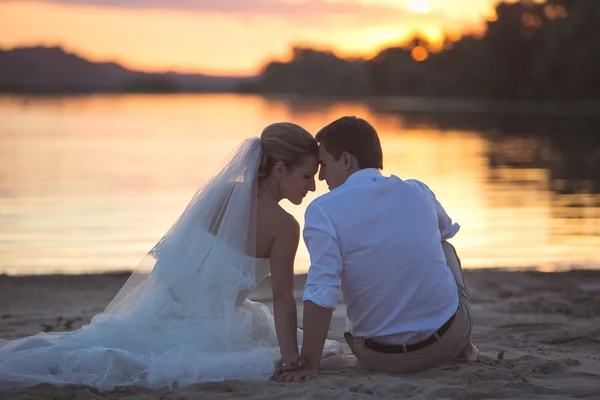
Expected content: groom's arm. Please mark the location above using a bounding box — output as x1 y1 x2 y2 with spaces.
407 179 460 240
431 191 459 241
300 202 343 372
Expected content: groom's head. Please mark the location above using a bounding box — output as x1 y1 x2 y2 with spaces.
315 116 383 190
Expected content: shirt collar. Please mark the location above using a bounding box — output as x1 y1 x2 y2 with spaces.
344 168 383 186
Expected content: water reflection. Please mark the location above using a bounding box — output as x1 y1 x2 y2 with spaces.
372 108 600 270
0 94 598 275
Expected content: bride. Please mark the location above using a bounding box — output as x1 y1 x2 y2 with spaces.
0 122 343 391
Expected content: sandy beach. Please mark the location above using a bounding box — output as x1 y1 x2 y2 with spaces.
1 269 599 399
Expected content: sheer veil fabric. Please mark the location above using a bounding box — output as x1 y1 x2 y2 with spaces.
0 138 341 391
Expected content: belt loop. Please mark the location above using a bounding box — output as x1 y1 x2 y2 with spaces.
433 332 440 341
402 344 407 353
358 337 366 354
344 332 358 354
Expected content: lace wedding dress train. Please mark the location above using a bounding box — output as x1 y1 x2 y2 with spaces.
0 138 343 391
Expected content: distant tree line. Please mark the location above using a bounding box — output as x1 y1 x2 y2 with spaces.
240 0 600 101
117 76 182 93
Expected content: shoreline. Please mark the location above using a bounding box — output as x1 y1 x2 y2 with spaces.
3 262 600 278
3 92 600 116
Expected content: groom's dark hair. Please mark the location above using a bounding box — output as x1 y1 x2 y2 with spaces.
315 116 383 169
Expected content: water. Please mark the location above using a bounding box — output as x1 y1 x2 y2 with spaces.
1 94 599 275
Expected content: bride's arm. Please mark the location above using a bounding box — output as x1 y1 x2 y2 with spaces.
270 214 301 367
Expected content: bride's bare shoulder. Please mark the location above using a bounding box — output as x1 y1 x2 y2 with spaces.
258 201 299 238
275 207 299 235
256 201 299 258
269 208 300 261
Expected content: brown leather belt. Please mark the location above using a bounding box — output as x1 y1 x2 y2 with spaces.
357 312 457 354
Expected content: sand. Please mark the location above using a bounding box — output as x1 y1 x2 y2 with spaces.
1 270 600 399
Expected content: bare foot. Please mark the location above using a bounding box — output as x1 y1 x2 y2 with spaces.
457 342 479 361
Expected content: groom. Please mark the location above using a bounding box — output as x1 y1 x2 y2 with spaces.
280 116 477 381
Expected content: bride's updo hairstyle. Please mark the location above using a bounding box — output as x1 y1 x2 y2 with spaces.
258 122 318 180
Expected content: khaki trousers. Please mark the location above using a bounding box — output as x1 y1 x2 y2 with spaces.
344 241 473 374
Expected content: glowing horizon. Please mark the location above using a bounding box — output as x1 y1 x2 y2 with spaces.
0 0 500 76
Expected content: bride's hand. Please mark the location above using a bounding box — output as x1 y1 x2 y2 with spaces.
275 353 303 377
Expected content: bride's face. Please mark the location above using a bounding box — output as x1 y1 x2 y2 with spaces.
280 155 318 205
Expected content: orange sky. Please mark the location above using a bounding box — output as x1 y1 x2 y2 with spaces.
0 0 501 75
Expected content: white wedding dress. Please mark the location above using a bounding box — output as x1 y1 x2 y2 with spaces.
0 138 342 391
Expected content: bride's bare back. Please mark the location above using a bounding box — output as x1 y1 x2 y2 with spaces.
255 196 298 260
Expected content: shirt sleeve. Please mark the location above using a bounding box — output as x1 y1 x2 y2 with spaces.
407 179 460 240
301 201 343 309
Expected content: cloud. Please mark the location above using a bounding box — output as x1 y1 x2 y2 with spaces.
5 0 452 24
9 0 393 15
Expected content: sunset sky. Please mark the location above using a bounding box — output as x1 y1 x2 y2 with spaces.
0 0 502 75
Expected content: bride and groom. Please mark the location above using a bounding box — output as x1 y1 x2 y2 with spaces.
0 116 476 391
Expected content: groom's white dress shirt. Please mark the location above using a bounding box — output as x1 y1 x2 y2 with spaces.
302 168 460 345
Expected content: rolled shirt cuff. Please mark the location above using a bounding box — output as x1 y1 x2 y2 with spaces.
302 284 340 309
441 222 460 241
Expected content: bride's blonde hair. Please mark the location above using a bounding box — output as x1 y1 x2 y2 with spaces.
258 122 317 180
